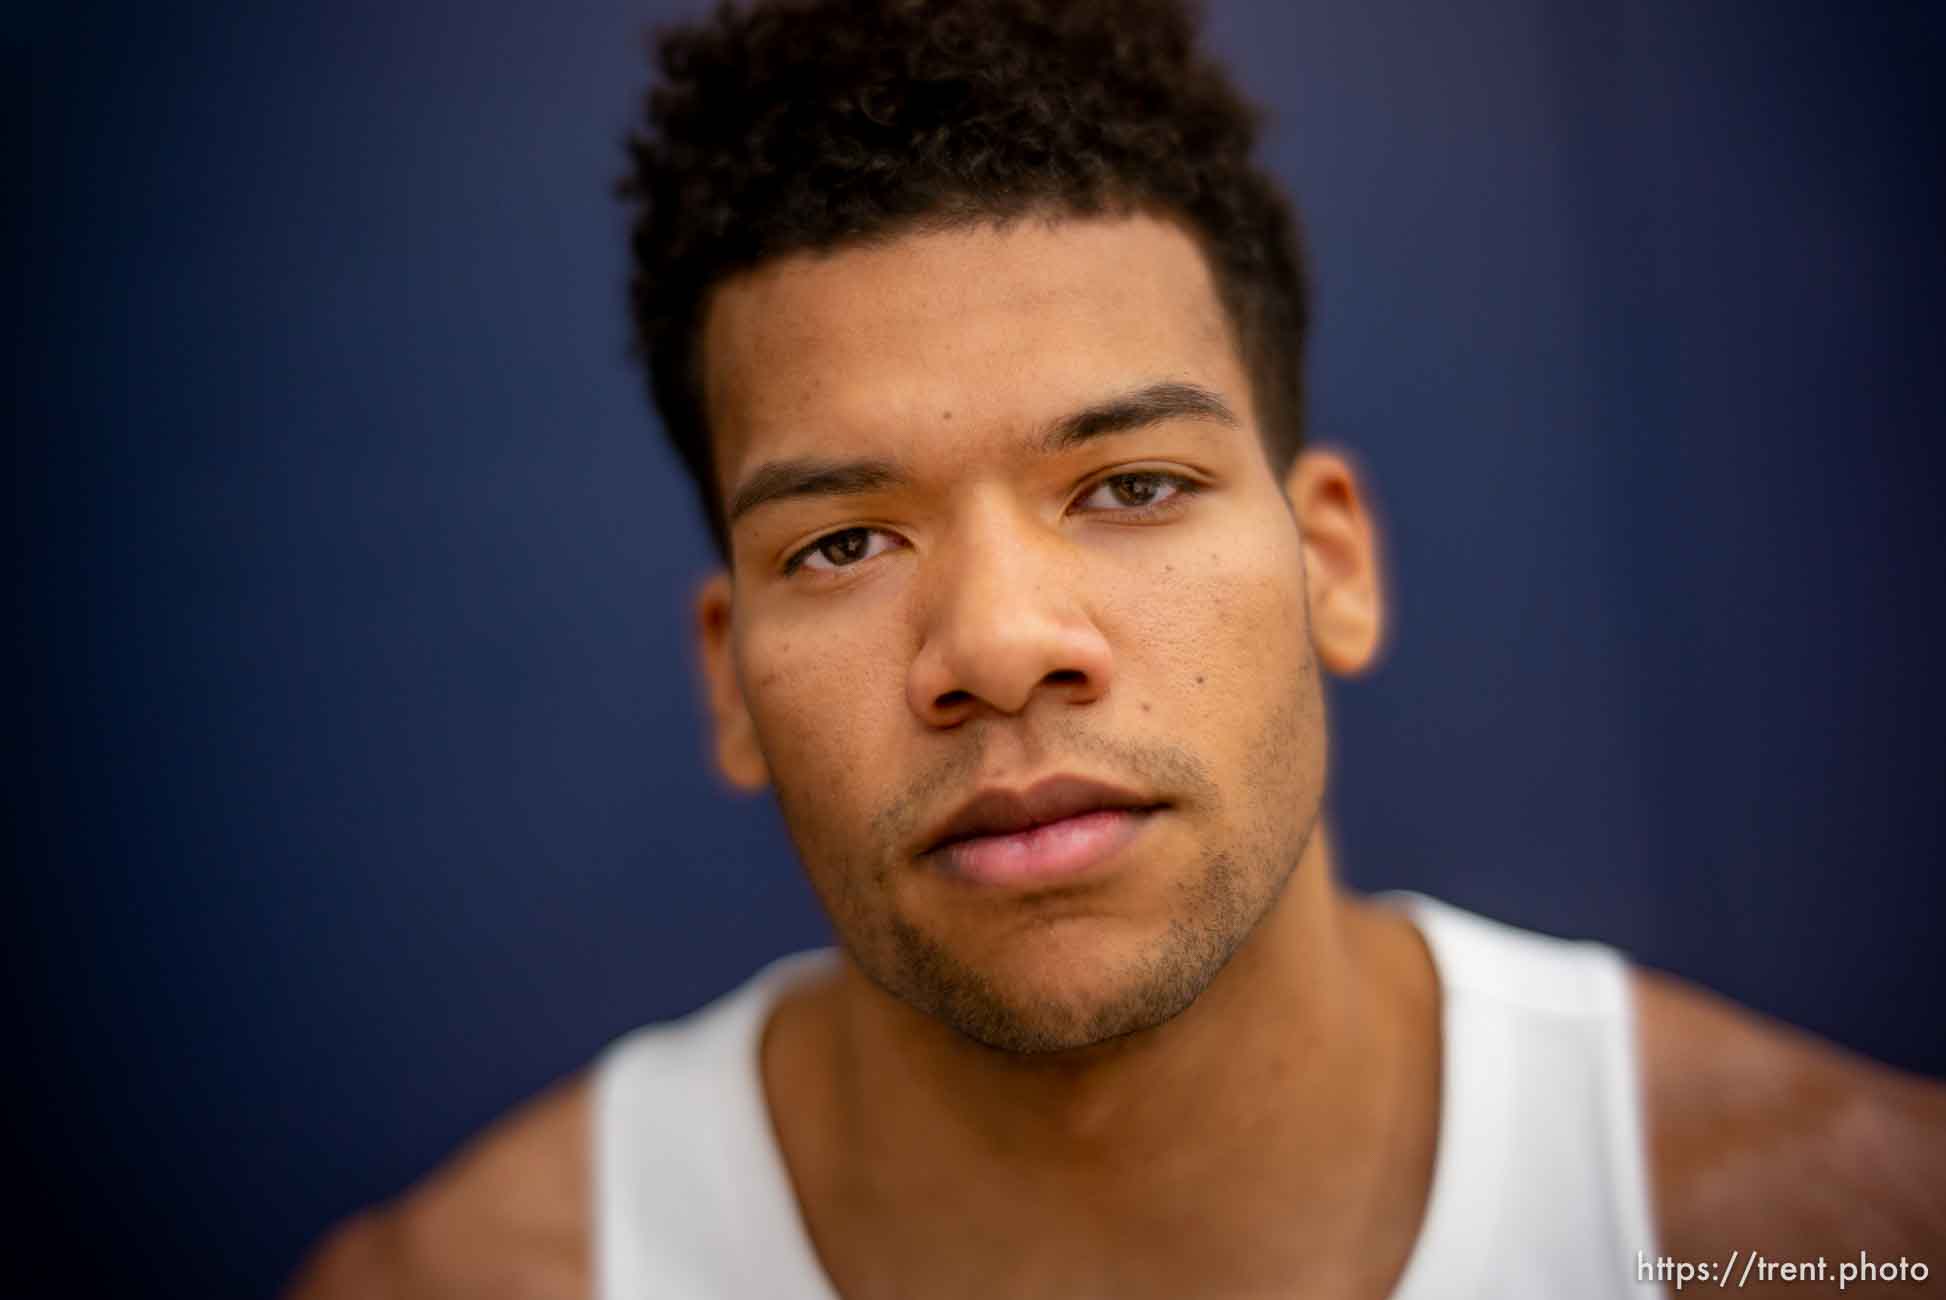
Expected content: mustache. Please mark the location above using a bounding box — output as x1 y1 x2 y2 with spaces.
870 718 1218 852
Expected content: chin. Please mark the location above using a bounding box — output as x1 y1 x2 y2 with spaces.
879 909 1234 1056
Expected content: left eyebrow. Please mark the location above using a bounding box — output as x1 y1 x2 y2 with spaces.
1038 380 1240 454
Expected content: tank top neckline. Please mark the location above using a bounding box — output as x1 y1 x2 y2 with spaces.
696 892 1525 1300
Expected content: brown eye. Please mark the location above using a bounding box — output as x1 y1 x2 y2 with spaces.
820 529 870 565
789 526 899 575
1074 471 1195 514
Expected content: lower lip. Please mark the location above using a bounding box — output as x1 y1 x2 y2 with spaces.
936 808 1154 887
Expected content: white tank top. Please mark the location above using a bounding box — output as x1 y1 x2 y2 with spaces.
596 894 1669 1298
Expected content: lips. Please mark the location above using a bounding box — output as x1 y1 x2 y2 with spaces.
919 775 1162 885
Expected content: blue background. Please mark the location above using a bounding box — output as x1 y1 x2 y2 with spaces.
13 1 1944 1293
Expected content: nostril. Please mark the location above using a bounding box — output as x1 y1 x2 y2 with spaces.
1043 670 1087 688
934 688 974 712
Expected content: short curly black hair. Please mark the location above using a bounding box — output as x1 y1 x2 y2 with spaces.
621 0 1309 555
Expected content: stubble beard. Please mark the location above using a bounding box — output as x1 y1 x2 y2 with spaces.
883 841 1286 1055
772 688 1321 1056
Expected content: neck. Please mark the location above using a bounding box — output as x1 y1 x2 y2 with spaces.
765 828 1442 1300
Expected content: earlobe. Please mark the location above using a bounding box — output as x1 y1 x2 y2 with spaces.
695 572 771 790
1283 449 1387 677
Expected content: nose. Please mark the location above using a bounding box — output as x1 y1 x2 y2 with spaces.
906 519 1114 727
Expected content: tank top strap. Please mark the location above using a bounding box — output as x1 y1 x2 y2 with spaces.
595 950 840 1300
1382 892 1667 1300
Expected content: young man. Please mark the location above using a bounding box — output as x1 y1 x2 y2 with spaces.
287 1 1945 1295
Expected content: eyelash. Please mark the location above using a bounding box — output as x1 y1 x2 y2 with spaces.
781 470 1203 576
783 526 900 576
1071 469 1202 519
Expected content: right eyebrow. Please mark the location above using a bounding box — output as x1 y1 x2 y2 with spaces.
725 456 907 527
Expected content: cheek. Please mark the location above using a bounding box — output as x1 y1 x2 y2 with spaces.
735 613 918 934
1107 514 1310 700
1101 516 1319 783
735 613 909 810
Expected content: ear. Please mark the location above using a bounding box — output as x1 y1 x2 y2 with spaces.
694 571 770 790
1283 448 1387 676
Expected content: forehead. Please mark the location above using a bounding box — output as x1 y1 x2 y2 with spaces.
699 213 1249 486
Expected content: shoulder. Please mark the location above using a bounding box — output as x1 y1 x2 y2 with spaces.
282 1073 592 1300
1633 967 1946 1277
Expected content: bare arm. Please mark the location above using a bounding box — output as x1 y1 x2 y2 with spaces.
283 1075 592 1300
1637 968 1946 1296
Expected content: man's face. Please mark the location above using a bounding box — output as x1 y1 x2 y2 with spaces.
697 213 1362 1054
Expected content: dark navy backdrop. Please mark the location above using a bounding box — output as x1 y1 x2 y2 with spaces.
14 2 1944 1294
